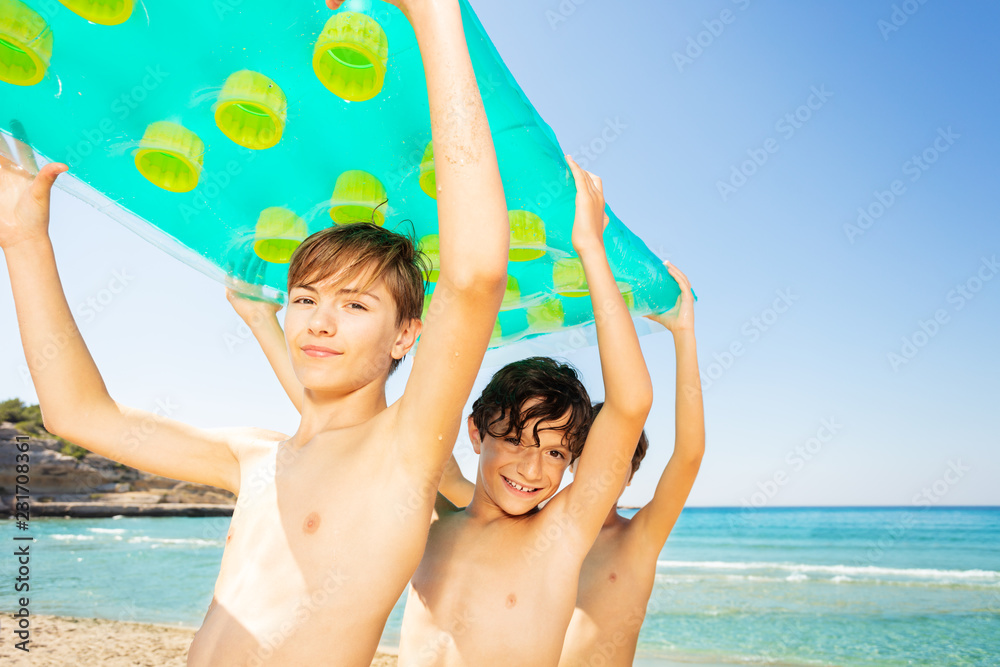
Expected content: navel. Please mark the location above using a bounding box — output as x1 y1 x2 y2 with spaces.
505 594 517 608
303 512 321 534
608 572 618 583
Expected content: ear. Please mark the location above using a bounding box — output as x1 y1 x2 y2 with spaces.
468 416 482 455
569 458 579 475
390 317 422 361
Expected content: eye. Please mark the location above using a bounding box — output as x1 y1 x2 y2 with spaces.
293 296 315 305
547 450 566 460
347 302 368 311
504 437 519 445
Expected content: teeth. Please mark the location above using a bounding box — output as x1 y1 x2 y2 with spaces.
504 477 536 493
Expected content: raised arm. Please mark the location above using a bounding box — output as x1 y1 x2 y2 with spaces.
630 263 704 552
226 289 304 413
543 158 653 547
388 0 509 473
438 452 475 507
0 138 245 494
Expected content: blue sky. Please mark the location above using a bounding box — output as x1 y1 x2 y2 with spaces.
2 0 998 506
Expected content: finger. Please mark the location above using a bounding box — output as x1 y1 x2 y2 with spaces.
9 120 39 175
566 157 595 197
664 260 689 284
669 265 692 290
29 163 68 200
0 135 16 164
587 172 603 197
602 213 610 230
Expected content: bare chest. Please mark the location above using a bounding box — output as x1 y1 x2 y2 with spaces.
401 518 582 665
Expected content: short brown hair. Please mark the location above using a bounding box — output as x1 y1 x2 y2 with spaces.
591 401 649 481
471 357 592 459
288 223 428 375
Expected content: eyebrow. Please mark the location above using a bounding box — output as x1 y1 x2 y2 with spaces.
290 285 381 301
339 287 381 301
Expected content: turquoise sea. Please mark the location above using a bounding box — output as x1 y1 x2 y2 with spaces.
3 507 998 666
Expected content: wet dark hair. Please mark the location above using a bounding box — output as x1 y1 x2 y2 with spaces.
590 401 649 480
471 357 592 458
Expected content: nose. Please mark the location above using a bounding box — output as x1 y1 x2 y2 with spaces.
308 305 337 337
516 447 544 483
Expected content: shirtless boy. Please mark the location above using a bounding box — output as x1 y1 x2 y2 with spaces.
438 263 704 667
0 0 509 664
393 158 654 667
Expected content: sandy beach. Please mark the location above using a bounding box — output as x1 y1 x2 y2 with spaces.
0 615 398 666
0 615 752 666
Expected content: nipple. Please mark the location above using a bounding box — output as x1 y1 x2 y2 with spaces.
303 512 321 534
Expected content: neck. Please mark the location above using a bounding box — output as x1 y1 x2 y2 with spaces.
603 504 623 529
289 380 388 447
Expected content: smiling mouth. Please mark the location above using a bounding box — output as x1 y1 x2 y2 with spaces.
501 475 540 494
302 346 341 357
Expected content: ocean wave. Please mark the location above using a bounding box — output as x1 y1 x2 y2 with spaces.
126 536 222 547
50 534 95 541
656 560 1000 583
87 528 126 534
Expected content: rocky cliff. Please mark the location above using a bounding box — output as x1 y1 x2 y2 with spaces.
1 423 235 516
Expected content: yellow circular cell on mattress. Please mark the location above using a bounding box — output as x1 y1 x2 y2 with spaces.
500 275 521 310
330 170 387 225
419 141 436 199
134 121 204 193
526 297 564 333
254 207 306 264
57 0 133 26
313 11 389 102
215 70 287 150
0 0 53 87
553 257 589 297
508 210 548 262
419 234 440 282
488 318 504 344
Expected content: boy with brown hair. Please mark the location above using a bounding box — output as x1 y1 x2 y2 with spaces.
0 0 509 664
438 262 704 667
394 158 654 666
232 158 657 666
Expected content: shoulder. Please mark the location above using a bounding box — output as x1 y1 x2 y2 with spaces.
212 426 288 459
433 492 462 520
